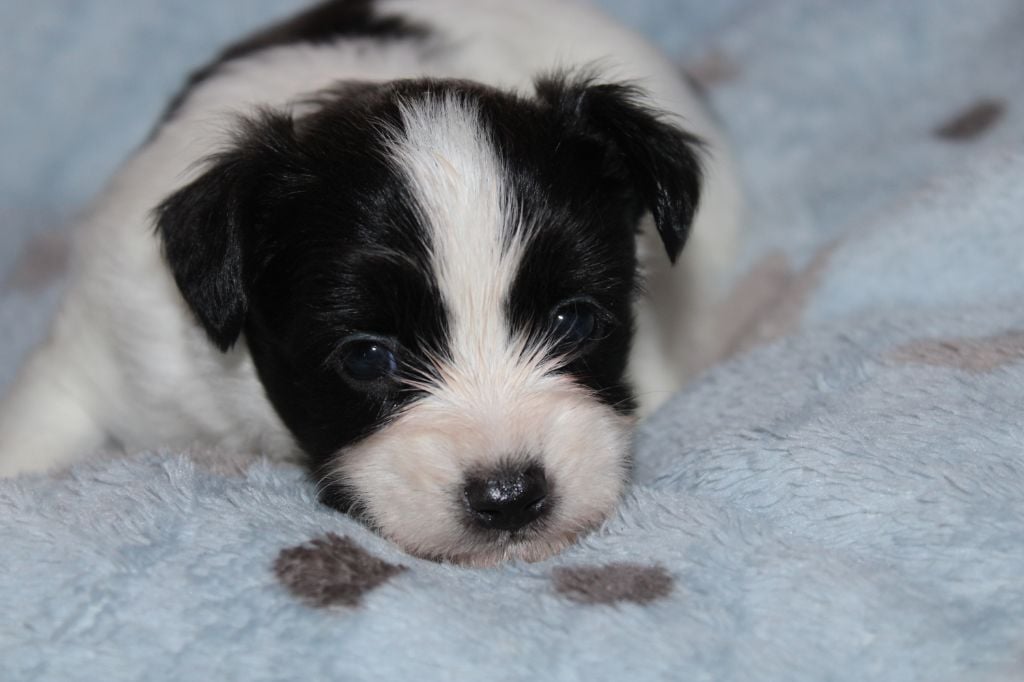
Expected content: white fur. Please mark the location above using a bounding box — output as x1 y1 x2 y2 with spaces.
0 0 741 562
388 95 522 376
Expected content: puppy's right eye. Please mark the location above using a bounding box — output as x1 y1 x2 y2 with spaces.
338 338 398 385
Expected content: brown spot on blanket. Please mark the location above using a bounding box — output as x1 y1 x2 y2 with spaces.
553 563 673 605
934 99 1005 141
275 533 405 608
715 241 839 362
888 330 1024 373
683 49 742 90
3 231 70 293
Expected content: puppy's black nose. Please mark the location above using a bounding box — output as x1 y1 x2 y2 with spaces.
464 466 549 531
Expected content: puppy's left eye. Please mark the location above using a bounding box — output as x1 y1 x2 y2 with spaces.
548 299 604 354
338 337 399 386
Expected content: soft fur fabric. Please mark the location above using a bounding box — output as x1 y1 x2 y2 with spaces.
2 1 1024 680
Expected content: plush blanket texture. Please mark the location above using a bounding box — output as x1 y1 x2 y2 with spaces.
2 1 1023 680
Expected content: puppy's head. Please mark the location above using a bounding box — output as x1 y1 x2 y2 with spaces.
156 75 703 565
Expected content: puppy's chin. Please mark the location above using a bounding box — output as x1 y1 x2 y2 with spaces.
440 530 589 568
387 517 609 568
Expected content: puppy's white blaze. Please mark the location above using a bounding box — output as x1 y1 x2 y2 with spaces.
331 96 633 563
388 94 524 365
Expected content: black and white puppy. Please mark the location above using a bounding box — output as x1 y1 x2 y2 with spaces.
0 0 740 564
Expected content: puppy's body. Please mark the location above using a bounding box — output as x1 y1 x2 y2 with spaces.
0 0 739 564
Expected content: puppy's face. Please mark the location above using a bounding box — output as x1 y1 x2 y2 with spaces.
158 76 702 565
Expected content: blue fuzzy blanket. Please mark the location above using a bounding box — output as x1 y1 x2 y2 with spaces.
2 1 1023 680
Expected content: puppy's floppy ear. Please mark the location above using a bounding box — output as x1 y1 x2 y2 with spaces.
535 74 705 263
155 111 295 351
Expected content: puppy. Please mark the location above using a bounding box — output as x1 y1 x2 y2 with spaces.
0 0 740 565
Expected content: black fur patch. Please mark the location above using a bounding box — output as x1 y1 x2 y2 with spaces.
499 75 706 413
534 75 705 264
157 85 448 479
160 0 429 125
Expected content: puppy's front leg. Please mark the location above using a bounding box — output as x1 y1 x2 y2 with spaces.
0 339 108 478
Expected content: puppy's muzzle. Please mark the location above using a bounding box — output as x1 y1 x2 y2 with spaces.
463 464 549 532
